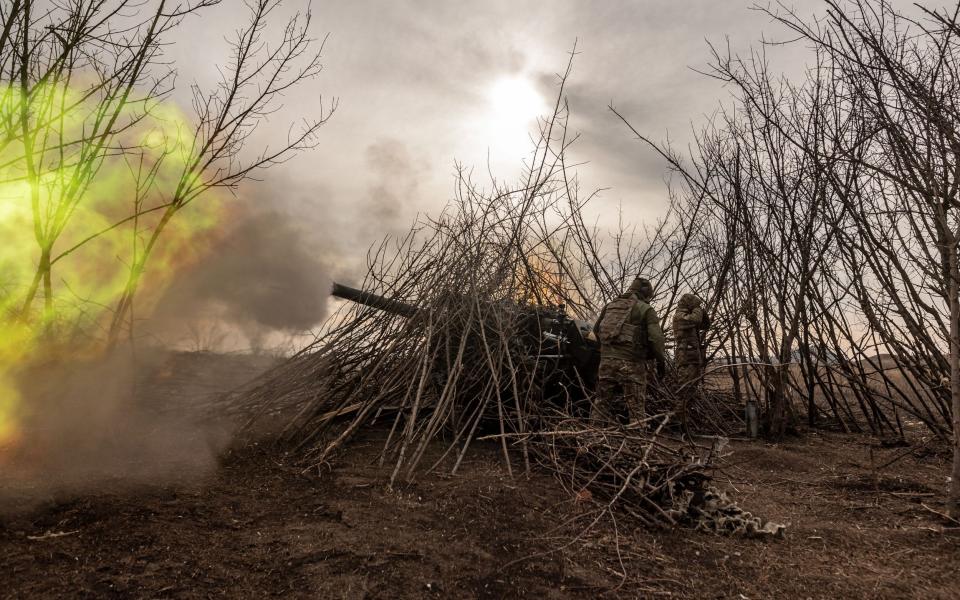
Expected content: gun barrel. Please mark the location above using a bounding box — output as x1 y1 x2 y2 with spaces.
331 282 418 318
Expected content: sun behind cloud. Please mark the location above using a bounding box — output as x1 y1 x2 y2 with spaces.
483 76 549 158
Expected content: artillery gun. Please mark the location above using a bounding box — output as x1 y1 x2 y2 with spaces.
330 282 600 413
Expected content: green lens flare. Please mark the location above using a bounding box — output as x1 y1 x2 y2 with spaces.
0 82 226 448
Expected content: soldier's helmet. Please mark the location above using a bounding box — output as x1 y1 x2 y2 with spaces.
628 277 654 301
678 293 702 310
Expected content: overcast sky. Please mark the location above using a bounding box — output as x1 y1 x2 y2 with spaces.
164 1 836 273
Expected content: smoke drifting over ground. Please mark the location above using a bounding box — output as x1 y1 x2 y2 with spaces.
0 207 323 511
0 349 237 514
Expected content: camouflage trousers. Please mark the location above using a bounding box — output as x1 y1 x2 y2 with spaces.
675 358 703 386
592 356 650 425
674 350 704 425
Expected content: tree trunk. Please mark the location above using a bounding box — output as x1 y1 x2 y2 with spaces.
19 246 53 325
107 206 176 344
947 237 960 519
40 246 52 320
768 363 788 439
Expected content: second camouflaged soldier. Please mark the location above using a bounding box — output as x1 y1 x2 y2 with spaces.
672 293 711 425
592 277 667 425
672 293 711 385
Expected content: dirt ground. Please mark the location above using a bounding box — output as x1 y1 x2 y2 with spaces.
2 426 959 599
2 353 960 598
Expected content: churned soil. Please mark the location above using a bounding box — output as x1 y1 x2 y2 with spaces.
3 426 960 599
1 352 958 599
1 430 605 599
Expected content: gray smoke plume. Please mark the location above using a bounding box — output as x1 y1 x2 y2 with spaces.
147 208 332 351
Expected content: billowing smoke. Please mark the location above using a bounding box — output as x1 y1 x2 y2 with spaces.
0 206 331 511
147 208 332 351
0 348 235 513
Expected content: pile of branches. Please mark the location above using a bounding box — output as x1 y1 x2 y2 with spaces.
230 60 765 532
522 416 782 535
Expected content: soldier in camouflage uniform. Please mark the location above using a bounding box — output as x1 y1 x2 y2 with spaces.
591 278 667 425
672 293 710 426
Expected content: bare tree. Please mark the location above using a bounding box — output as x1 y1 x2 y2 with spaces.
106 0 335 341
614 0 960 515
0 0 333 348
1 1 228 320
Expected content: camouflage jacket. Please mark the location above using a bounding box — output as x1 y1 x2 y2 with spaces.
595 294 667 362
673 293 710 358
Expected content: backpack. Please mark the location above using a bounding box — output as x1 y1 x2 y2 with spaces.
597 295 640 347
